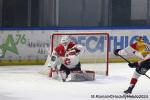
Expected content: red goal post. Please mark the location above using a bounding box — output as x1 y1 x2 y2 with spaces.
48 32 110 76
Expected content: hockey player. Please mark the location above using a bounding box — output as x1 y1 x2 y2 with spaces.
48 35 94 82
114 36 150 94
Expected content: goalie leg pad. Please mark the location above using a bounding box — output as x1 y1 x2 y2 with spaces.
70 70 95 82
60 71 68 82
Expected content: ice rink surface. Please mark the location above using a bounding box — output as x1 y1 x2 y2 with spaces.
0 63 150 100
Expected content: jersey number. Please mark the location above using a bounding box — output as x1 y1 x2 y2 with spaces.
64 58 71 65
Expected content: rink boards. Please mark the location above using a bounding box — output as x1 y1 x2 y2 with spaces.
0 28 150 65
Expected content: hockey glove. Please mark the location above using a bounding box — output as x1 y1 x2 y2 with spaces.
136 67 148 75
114 49 121 56
136 60 150 75
128 62 138 68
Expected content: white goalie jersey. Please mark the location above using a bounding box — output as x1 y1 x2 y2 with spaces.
49 43 84 69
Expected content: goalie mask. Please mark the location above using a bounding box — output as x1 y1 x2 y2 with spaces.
60 36 70 46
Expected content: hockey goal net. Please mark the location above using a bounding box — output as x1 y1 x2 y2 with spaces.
44 32 109 76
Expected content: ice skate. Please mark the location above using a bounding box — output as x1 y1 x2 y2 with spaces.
124 87 134 94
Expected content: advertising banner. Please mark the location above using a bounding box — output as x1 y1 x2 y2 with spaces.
0 30 53 65
0 29 150 65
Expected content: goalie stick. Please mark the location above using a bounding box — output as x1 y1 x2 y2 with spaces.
117 54 150 79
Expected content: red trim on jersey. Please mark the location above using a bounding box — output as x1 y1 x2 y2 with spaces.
130 43 137 50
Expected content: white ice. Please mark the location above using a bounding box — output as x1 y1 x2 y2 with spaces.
0 63 150 100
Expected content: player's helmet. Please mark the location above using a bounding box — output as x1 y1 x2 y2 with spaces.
135 36 146 51
60 36 70 46
136 36 144 42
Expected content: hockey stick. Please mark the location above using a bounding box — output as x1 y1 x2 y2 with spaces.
117 54 131 64
117 54 150 79
144 74 150 79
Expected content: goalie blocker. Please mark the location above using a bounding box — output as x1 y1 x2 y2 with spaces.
49 69 95 82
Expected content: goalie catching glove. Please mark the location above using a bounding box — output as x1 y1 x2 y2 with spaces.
66 49 79 56
67 44 84 56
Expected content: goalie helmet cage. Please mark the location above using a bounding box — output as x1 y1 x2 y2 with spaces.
48 32 109 76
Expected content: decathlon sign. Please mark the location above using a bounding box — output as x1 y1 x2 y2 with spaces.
71 36 106 53
71 35 150 53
